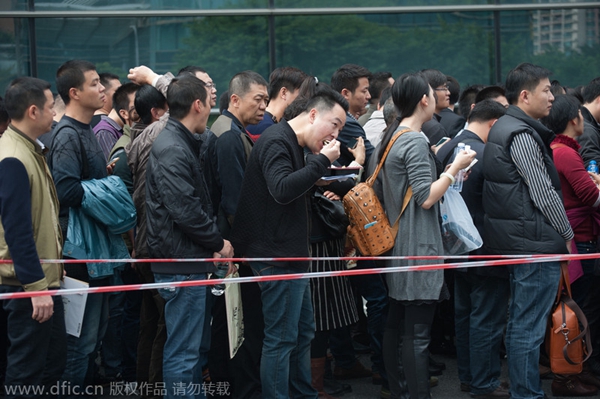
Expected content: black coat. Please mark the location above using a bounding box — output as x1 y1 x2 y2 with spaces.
146 118 224 275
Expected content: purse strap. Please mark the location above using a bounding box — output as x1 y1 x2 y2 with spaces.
555 261 573 304
366 128 411 187
559 296 593 365
363 128 413 233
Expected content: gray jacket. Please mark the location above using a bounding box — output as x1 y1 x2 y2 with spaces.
380 129 444 301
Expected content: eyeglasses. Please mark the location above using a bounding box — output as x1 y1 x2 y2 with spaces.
205 82 216 90
434 86 450 92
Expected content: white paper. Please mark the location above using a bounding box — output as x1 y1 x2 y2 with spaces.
60 277 88 337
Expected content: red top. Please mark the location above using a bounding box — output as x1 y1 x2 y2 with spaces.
551 134 600 241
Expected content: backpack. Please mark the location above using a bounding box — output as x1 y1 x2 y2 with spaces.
342 128 412 256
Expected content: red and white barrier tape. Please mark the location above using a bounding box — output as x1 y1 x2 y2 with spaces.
0 253 596 300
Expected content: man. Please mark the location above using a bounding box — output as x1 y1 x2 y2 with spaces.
94 82 139 160
358 71 393 126
145 74 234 399
437 100 509 398
363 86 392 148
331 64 386 386
47 59 114 392
420 69 450 145
483 62 572 399
331 64 375 166
578 77 600 168
0 76 65 398
575 77 600 377
91 72 121 127
126 65 212 397
438 76 466 138
246 67 306 136
207 70 268 236
230 85 345 399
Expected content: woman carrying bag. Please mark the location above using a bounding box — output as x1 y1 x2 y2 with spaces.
379 73 475 399
542 94 600 396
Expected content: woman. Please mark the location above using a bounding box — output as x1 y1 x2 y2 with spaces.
379 73 474 399
542 94 600 397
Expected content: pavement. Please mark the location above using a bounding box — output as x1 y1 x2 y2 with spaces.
327 352 593 399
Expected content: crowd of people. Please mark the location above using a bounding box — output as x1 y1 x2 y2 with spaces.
0 58 600 399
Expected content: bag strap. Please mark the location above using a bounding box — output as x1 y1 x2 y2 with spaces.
391 186 413 234
560 296 593 365
555 261 573 304
366 128 411 187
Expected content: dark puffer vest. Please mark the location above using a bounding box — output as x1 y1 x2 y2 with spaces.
483 106 567 255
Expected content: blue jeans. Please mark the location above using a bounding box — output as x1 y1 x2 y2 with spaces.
155 273 211 399
250 262 317 399
62 292 109 390
454 271 509 394
506 262 560 399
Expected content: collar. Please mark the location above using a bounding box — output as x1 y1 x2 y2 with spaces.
100 115 123 133
582 107 600 129
8 124 45 155
168 118 203 151
506 105 555 147
551 134 580 152
222 109 246 133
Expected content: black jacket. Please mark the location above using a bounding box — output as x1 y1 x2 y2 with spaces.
146 119 224 274
483 106 566 255
438 108 466 139
230 121 330 271
577 107 600 168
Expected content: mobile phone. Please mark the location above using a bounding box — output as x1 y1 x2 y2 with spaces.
107 157 119 167
463 158 478 173
435 137 450 147
346 138 358 150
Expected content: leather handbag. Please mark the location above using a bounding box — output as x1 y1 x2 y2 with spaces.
342 129 412 256
312 190 349 238
547 261 592 375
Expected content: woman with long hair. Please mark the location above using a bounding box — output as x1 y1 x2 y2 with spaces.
379 73 475 399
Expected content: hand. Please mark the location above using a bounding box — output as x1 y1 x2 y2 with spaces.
320 139 341 163
128 65 159 86
347 137 366 165
566 239 573 254
589 171 600 186
452 149 476 170
31 294 54 323
322 190 341 201
217 239 234 259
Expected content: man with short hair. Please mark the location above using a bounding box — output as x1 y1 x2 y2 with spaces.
94 82 139 160
420 69 450 145
247 67 306 136
578 77 600 168
331 63 374 166
439 76 466 138
126 65 214 395
207 70 268 236
436 100 510 398
145 74 234 399
358 71 393 126
331 64 386 386
47 59 112 392
0 76 65 397
231 85 345 399
483 62 572 399
363 86 392 148
92 72 121 127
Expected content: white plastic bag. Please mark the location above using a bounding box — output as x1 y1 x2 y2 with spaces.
439 188 483 255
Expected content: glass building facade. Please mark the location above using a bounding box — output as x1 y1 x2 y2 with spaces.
0 0 598 94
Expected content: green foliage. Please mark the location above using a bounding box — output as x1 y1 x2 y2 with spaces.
95 62 128 81
175 10 600 92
